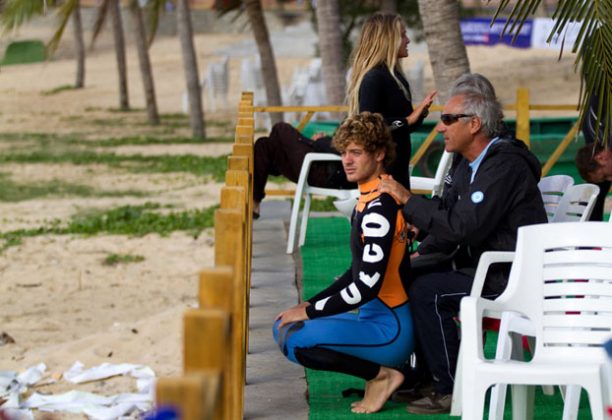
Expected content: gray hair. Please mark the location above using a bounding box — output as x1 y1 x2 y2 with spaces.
449 73 505 138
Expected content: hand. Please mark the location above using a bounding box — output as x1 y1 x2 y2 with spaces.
406 90 437 126
312 132 326 141
378 176 411 205
406 223 419 244
275 303 310 328
410 251 420 260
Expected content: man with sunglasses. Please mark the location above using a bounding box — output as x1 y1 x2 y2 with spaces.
379 73 547 414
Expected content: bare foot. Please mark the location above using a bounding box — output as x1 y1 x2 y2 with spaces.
351 367 404 414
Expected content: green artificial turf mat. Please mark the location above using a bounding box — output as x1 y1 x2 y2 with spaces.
300 217 594 419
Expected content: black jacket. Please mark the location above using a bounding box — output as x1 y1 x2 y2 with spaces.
359 65 424 189
404 137 547 293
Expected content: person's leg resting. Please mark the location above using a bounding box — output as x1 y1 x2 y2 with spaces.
408 271 473 396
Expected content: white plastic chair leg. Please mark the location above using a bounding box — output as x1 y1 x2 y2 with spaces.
561 385 581 420
298 193 312 248
286 175 308 254
450 347 462 416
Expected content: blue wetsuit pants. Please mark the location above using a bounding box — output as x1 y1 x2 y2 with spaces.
273 299 414 380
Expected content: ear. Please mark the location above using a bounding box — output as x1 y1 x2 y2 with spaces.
594 149 612 164
375 150 385 163
469 116 482 135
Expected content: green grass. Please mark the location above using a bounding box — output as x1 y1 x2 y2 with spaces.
0 202 217 252
0 172 147 202
0 150 228 181
102 253 145 266
40 84 77 96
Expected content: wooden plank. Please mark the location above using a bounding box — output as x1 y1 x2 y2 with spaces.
515 87 531 147
228 156 249 172
541 121 580 177
214 209 246 419
183 309 232 419
410 126 439 167
156 372 222 420
220 186 245 210
198 267 234 420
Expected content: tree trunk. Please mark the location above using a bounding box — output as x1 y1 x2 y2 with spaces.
110 0 129 110
243 0 283 124
129 0 159 124
417 0 470 102
315 0 346 110
379 0 397 13
72 0 86 88
177 0 205 139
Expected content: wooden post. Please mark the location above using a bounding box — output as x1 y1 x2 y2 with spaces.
228 156 249 172
516 87 530 147
410 127 439 167
198 266 235 420
235 125 254 138
182 309 229 419
541 121 580 177
237 117 255 127
220 186 245 210
214 209 246 419
156 372 222 420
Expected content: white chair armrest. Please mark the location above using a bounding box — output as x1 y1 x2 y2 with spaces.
470 251 515 297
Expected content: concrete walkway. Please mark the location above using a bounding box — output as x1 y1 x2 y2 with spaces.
244 200 308 420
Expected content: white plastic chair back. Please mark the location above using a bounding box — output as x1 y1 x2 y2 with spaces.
551 183 600 223
204 55 230 112
460 222 612 420
286 153 357 254
538 174 574 221
410 150 453 197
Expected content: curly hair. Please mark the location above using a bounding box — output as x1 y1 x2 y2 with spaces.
575 143 604 181
332 112 396 167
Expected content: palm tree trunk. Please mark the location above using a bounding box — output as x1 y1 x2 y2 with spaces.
177 0 205 139
110 0 129 110
129 0 159 125
243 0 283 124
315 0 346 111
72 0 86 88
417 0 470 102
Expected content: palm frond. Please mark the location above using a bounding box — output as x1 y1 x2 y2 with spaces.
91 0 111 49
490 0 612 146
144 0 164 47
47 0 77 54
0 0 59 33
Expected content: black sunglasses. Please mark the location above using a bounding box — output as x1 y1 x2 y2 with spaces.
440 113 475 126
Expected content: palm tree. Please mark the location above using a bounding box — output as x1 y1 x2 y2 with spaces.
129 0 159 125
92 0 130 110
315 0 346 109
490 0 611 145
417 0 470 102
1 0 87 89
243 0 283 124
176 0 205 139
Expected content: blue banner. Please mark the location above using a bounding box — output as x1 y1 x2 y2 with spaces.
460 18 533 48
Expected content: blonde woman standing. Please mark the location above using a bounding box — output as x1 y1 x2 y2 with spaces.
348 13 436 189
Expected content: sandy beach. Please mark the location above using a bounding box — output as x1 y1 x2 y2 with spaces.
0 14 586 418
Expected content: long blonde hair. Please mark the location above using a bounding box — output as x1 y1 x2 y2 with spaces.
347 13 409 115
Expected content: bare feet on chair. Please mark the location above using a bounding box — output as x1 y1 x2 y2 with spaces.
351 367 404 414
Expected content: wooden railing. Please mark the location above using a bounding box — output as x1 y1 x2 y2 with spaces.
155 92 255 419
252 87 582 197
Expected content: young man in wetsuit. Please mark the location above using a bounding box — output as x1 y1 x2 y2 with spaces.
273 112 414 414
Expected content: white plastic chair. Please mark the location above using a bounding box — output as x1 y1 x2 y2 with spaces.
538 175 575 221
460 222 612 420
552 183 600 223
286 153 357 254
410 150 453 197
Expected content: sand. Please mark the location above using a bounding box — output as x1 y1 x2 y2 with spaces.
0 15 585 419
